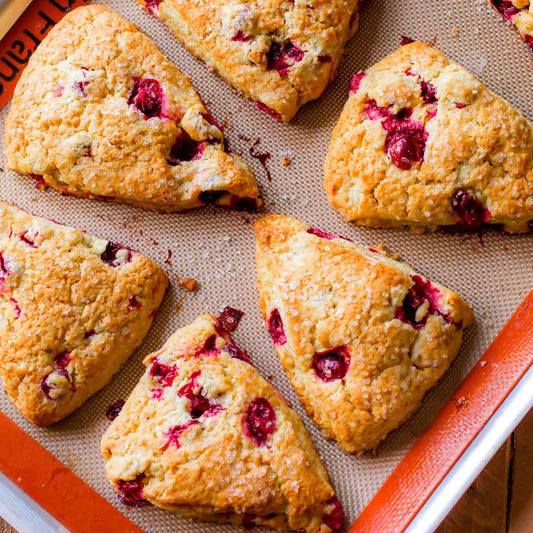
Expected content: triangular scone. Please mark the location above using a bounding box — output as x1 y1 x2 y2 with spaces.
139 0 360 122
255 215 473 453
5 5 259 212
491 1 533 48
101 315 343 533
0 202 167 426
324 41 533 233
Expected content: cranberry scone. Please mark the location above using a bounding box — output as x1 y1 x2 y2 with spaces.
0 201 168 426
491 1 533 48
4 5 259 212
324 41 533 233
139 0 360 122
255 215 473 453
101 315 343 533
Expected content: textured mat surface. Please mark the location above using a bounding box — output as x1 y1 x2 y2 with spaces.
0 0 532 531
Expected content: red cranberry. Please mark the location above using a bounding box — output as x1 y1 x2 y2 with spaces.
400 35 415 45
267 40 304 76
227 342 251 364
116 475 149 507
73 81 89 97
20 230 37 248
525 34 533 49
40 368 72 400
195 334 220 357
10 298 21 319
28 173 46 189
151 388 164 400
84 329 95 339
455 102 467 109
128 295 142 310
217 306 244 333
395 275 452 328
232 30 252 42
318 54 332 63
148 358 177 387
364 99 392 120
306 227 353 242
53 351 71 368
322 497 344 532
312 347 350 382
162 420 198 450
406 70 437 105
350 72 367 94
492 0 520 20
100 241 132 267
268 309 286 346
243 398 276 446
451 189 490 229
0 254 12 291
145 0 161 14
167 132 204 165
178 371 222 419
128 78 165 119
229 195 259 212
255 101 283 121
106 399 125 421
199 190 228 204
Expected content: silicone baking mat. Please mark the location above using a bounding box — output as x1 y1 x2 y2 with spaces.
0 0 532 531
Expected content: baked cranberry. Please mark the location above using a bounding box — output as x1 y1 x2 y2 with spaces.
148 358 177 387
128 295 142 310
54 351 71 368
178 371 222 419
229 195 259 212
525 34 533 49
40 368 71 400
243 398 276 446
455 102 467 109
255 101 283 121
268 309 286 346
53 85 64 97
20 230 37 248
84 329 95 339
128 78 165 119
151 388 164 400
195 334 220 357
116 475 149 507
400 35 415 45
232 30 252 42
322 497 344 532
451 189 490 229
167 132 204 165
318 54 332 63
162 420 198 450
217 306 244 333
406 70 437 105
145 0 161 15
350 72 367 94
10 298 20 319
0 254 11 291
106 399 125 421
73 81 89 97
28 173 46 189
313 347 350 382
199 190 227 204
395 274 451 328
492 0 520 20
267 40 304 76
100 241 132 267
307 227 353 242
227 343 251 364
364 99 392 120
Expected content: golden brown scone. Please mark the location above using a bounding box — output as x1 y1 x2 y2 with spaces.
255 215 473 453
0 201 168 426
4 5 260 212
101 315 343 532
138 0 360 122
490 1 533 47
324 41 533 234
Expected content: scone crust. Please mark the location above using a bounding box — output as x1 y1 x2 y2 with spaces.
0 201 168 426
139 0 360 122
101 315 340 532
5 5 259 211
324 41 533 233
255 214 473 453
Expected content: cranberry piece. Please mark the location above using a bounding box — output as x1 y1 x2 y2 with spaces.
400 35 415 45
167 132 204 165
227 343 251 364
267 40 304 76
242 514 256 529
419 79 437 105
229 195 259 212
350 72 367 94
40 369 71 400
243 398 276 446
145 0 161 14
100 241 132 267
451 189 490 229
128 78 165 119
217 306 244 333
195 334 220 357
492 0 520 20
312 347 350 382
525 34 533 49
106 399 125 421
199 190 228 204
54 351 71 368
455 102 467 109
20 230 37 248
128 295 142 310
73 81 89 97
0 254 12 291
151 388 164 400
395 275 452 329
364 99 392 120
232 30 252 42
322 497 344 532
84 329 95 339
162 420 198 450
306 227 353 242
148 358 177 387
178 371 222 419
268 309 286 346
28 173 46 189
116 475 149 507
10 298 21 319
255 101 283 121
53 85 64 97
318 54 332 63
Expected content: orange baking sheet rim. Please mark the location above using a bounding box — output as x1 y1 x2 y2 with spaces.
1 3 533 533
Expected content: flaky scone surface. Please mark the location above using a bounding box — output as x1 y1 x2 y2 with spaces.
324 41 533 233
5 5 259 212
255 215 473 453
491 1 533 47
139 0 360 122
0 201 168 426
101 315 343 532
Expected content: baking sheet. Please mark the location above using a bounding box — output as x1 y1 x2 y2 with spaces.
0 0 532 531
